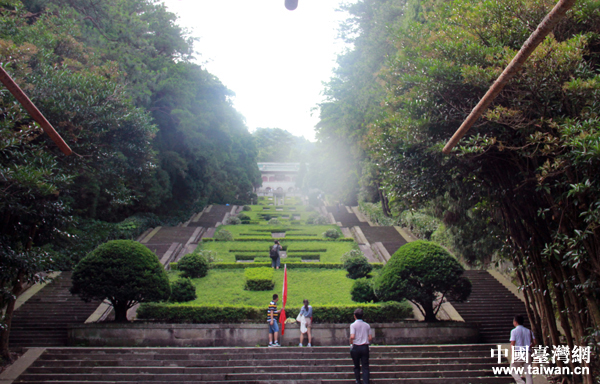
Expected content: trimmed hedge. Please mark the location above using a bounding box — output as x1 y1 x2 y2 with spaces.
137 301 412 323
254 257 302 263
244 267 275 291
286 254 320 260
171 262 384 270
235 254 264 261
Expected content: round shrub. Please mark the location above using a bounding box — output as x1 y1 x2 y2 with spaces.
238 213 251 221
313 215 330 225
70 240 170 322
178 253 209 278
351 278 377 303
214 229 234 241
268 218 280 225
323 229 341 239
226 216 241 225
196 249 220 263
170 279 197 302
374 240 471 322
242 205 252 211
342 250 373 279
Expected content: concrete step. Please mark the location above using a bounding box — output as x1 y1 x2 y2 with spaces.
15 345 513 383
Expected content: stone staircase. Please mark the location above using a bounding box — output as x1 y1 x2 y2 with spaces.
188 205 235 228
449 270 531 343
326 206 364 227
326 207 407 257
14 344 513 383
9 272 101 348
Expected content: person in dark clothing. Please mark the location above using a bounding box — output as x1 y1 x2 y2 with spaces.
270 240 282 269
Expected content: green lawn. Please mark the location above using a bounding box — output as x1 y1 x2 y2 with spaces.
199 239 356 263
167 268 355 306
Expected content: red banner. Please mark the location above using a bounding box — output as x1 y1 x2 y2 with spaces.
280 265 288 334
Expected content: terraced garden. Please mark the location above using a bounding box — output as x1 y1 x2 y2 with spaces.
138 198 412 323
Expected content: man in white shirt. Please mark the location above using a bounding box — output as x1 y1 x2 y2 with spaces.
510 315 535 384
350 308 372 384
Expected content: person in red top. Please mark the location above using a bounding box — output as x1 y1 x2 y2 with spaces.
350 308 372 384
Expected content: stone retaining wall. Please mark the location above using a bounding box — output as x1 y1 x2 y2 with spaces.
69 321 478 347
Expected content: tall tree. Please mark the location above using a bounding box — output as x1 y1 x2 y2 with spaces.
314 0 407 204
369 0 600 381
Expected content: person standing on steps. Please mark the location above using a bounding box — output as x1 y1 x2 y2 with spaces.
268 294 283 347
350 308 372 384
510 315 535 384
270 240 282 270
298 299 313 347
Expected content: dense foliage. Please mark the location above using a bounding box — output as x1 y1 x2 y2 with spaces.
318 0 600 379
0 0 261 354
170 279 197 303
375 241 471 321
351 278 378 303
177 253 209 279
341 250 373 279
244 267 275 291
252 127 314 163
70 240 170 322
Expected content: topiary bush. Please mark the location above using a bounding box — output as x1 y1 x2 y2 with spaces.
341 249 372 279
314 215 330 225
214 229 234 241
374 240 471 322
242 205 252 211
323 229 341 239
196 249 220 263
226 216 241 225
238 213 251 221
351 278 378 303
170 279 197 302
268 218 280 225
70 240 170 322
244 267 275 291
178 253 209 278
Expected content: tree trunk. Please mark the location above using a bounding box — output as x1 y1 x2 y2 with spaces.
421 301 438 322
113 301 130 323
0 272 25 360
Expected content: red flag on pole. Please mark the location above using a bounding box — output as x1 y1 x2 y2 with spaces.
280 264 288 335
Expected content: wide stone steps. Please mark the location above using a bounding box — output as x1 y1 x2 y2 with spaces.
15 345 513 384
10 272 101 348
450 270 530 343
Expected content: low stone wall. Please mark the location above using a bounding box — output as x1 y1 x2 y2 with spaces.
69 321 478 347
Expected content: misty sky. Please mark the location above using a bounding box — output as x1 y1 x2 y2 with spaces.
160 0 354 141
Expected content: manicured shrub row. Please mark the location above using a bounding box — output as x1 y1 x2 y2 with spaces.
254 257 302 263
286 254 320 260
213 262 343 269
138 301 412 323
244 267 274 291
235 255 265 261
170 262 384 270
210 238 354 242
287 249 327 252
